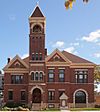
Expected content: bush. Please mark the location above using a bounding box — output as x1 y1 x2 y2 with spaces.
4 102 21 108
95 104 100 108
2 106 10 111
17 106 29 111
4 102 26 108
2 103 29 111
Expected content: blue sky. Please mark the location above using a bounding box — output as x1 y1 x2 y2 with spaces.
0 0 100 71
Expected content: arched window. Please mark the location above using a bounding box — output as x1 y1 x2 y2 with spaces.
40 53 42 60
39 72 43 81
31 72 34 80
33 25 42 33
32 53 35 60
35 72 38 81
31 72 43 81
36 53 38 60
75 91 86 103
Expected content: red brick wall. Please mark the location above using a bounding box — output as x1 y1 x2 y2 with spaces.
4 73 29 103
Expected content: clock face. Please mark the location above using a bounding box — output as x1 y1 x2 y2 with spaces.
33 25 42 33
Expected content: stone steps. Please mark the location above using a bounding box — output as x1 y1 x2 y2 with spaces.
31 103 41 111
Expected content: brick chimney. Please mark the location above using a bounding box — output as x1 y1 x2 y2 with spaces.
7 58 10 64
45 49 47 56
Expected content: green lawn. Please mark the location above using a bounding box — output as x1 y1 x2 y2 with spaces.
70 108 100 111
42 108 100 111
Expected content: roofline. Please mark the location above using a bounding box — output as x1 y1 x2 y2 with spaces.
29 5 45 18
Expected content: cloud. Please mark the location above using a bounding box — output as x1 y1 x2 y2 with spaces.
94 53 100 58
22 53 29 59
52 41 64 48
82 30 100 42
64 46 75 53
70 42 79 46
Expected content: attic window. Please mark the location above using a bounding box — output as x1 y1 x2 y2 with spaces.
14 62 20 68
33 25 42 33
54 57 59 61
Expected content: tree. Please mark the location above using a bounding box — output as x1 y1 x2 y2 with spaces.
65 0 89 9
94 65 100 83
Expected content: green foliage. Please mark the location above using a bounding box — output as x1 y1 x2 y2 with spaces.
4 102 23 108
94 66 100 82
2 106 10 111
2 103 29 111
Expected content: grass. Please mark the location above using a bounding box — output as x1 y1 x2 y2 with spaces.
42 108 60 111
70 108 100 111
42 108 100 111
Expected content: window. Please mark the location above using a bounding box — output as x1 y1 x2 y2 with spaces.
48 91 55 101
21 91 26 101
59 70 65 82
32 53 35 60
54 56 59 61
39 72 43 81
35 72 38 81
31 72 43 81
40 53 42 60
36 53 38 60
15 62 20 68
11 75 23 84
8 91 13 100
48 70 54 82
33 25 42 33
75 70 88 83
75 91 86 103
31 72 34 80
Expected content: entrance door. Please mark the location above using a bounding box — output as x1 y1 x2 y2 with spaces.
32 88 41 103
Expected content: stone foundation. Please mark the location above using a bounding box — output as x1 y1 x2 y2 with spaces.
28 102 95 110
68 103 95 108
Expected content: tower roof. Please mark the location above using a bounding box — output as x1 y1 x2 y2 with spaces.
31 5 44 17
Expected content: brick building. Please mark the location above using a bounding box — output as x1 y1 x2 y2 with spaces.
3 5 95 110
0 71 4 95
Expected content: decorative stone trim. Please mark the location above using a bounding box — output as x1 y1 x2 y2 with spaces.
30 85 44 94
58 68 65 69
30 64 44 66
48 89 55 91
73 89 88 108
29 71 45 75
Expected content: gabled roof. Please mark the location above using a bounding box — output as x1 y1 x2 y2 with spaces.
30 5 44 17
60 93 68 100
62 50 94 64
3 55 29 71
45 49 72 64
23 56 29 66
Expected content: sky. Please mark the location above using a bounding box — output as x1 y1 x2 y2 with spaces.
0 0 100 71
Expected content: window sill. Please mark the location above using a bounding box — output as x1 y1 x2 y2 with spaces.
48 100 55 103
20 100 26 102
8 100 13 102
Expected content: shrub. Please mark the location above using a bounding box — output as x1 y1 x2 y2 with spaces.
2 106 10 111
95 104 100 108
4 102 26 108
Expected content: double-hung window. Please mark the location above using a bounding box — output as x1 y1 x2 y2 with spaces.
48 91 55 101
59 69 65 82
75 70 88 83
48 70 54 82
